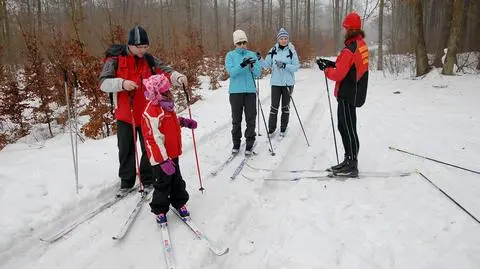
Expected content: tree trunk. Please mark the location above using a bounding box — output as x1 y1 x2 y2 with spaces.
279 0 284 28
433 0 453 68
413 0 430 76
262 0 265 39
227 0 231 31
186 0 192 35
290 0 294 36
269 0 273 33
198 0 202 46
391 0 396 52
36 0 42 34
0 0 5 47
377 0 384 70
307 0 311 43
334 0 340 52
233 0 236 32
214 0 219 51
313 0 316 42
295 0 298 35
442 0 463 75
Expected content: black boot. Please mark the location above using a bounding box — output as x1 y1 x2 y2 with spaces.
328 156 348 172
333 158 358 177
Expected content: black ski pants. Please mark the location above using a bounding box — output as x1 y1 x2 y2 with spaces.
268 85 293 133
337 99 359 160
150 158 189 215
117 120 154 188
229 93 257 149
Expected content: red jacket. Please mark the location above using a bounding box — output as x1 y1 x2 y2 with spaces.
325 35 369 107
141 102 182 165
114 55 172 126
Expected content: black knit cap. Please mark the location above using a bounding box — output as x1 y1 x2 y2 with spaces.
127 26 149 46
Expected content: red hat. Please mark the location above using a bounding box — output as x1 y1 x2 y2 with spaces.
343 12 362 30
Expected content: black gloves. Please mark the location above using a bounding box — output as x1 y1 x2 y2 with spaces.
240 57 256 68
316 58 336 71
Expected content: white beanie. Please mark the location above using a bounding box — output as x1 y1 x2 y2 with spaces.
233 30 248 44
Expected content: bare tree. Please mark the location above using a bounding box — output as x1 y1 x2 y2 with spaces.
290 0 294 36
413 0 430 76
262 0 266 38
433 0 453 68
443 0 464 75
233 0 236 32
377 0 384 70
307 0 311 42
214 0 219 51
334 0 340 51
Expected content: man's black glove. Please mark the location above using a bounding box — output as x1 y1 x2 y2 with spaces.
316 58 336 71
240 57 256 68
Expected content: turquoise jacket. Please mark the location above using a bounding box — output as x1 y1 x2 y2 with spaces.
260 43 300 86
225 48 262 94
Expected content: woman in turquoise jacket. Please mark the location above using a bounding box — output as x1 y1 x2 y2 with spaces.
259 28 300 136
225 29 262 155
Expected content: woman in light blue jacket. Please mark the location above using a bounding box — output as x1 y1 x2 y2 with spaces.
225 30 262 155
259 28 300 136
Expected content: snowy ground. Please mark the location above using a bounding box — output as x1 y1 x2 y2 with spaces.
1 66 479 269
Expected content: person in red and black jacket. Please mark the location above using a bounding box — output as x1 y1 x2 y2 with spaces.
317 12 369 177
99 26 188 196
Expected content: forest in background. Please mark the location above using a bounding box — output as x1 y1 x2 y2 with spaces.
0 0 479 150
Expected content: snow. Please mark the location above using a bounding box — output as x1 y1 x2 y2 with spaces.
1 66 480 269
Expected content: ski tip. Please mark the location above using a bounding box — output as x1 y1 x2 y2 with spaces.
213 247 230 256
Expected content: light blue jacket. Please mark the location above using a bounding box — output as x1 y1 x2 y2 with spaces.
225 48 262 94
260 43 300 86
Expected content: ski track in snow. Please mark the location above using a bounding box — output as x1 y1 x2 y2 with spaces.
2 68 480 269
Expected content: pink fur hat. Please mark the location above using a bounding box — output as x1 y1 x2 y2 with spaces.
143 74 171 105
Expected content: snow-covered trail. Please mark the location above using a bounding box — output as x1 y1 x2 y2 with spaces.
2 68 480 269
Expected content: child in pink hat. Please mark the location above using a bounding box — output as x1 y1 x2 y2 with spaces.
141 74 198 224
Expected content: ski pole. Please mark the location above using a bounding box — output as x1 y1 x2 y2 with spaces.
182 85 205 193
390 146 480 175
256 77 261 136
249 68 275 156
324 74 339 164
72 71 80 193
129 94 144 193
63 71 79 194
418 172 480 224
280 68 309 146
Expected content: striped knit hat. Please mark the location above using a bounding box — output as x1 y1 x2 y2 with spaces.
143 74 171 105
276 28 289 41
128 26 149 46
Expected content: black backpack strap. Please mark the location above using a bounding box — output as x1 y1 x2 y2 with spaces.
287 48 293 59
145 53 156 75
268 47 277 60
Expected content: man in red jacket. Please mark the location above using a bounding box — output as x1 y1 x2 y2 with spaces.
317 12 369 177
99 26 188 195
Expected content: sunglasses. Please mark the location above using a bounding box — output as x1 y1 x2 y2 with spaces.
236 41 247 45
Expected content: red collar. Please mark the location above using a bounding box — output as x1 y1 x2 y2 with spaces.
345 35 363 46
